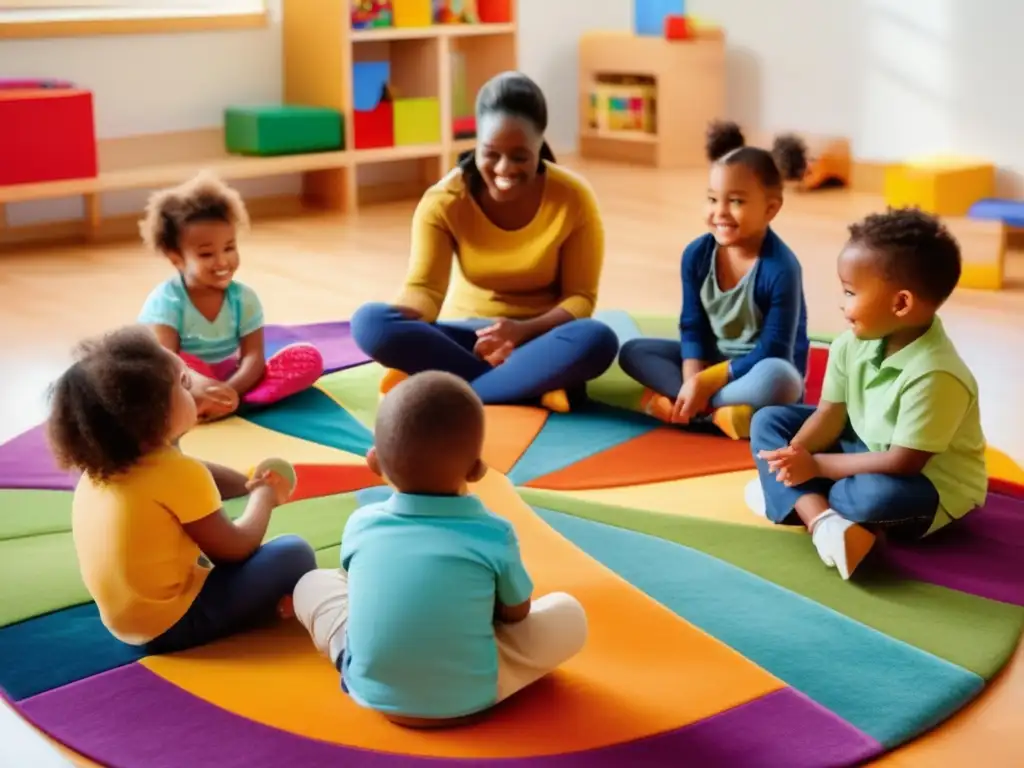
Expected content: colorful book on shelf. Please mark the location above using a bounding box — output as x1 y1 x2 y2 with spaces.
351 0 393 29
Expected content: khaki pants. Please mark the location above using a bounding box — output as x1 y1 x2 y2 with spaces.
293 568 588 706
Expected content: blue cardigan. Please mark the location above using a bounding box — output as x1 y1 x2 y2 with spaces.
679 229 809 379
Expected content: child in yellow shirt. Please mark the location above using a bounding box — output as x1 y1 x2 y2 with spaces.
47 325 317 652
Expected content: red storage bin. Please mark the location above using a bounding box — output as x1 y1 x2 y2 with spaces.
477 0 511 23
354 101 394 150
0 88 98 186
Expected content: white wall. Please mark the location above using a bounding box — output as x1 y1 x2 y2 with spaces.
688 0 1024 194
4 0 1024 223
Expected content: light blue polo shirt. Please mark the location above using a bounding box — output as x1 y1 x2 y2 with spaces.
138 276 264 363
340 492 534 719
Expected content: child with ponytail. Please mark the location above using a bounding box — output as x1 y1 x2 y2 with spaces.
618 121 811 439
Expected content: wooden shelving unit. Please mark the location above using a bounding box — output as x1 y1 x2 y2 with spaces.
282 0 518 212
0 2 518 247
578 30 725 169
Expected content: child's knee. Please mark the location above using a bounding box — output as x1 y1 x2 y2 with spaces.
351 301 398 355
537 592 588 657
753 358 804 405
266 535 317 584
750 405 792 449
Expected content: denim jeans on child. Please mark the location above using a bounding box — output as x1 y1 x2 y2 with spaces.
618 338 805 410
750 404 939 539
144 535 317 654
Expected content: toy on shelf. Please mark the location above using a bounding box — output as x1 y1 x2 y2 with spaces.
0 88 97 186
634 0 683 36
224 105 344 156
475 0 510 23
393 0 432 27
351 0 393 29
664 14 692 40
588 75 656 136
353 61 395 149
434 0 477 24
884 156 995 217
394 95 441 145
450 48 476 139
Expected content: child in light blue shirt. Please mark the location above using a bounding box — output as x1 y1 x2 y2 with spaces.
138 172 323 421
293 371 588 726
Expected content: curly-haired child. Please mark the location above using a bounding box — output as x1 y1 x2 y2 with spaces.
748 208 988 580
138 171 324 422
47 325 317 652
617 121 811 440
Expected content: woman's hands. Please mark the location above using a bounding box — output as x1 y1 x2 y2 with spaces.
474 318 528 366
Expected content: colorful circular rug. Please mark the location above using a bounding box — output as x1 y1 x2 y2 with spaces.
1 312 1023 768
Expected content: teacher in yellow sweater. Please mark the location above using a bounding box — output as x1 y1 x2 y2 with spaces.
351 71 619 412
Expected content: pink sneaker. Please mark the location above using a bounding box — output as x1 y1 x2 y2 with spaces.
243 343 324 406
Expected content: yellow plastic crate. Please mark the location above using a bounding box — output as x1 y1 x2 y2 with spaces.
393 97 441 145
884 156 995 217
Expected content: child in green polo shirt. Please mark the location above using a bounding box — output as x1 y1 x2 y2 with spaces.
746 207 987 580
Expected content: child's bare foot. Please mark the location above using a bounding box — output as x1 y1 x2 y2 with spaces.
810 511 876 580
640 388 674 422
277 595 295 620
712 405 753 440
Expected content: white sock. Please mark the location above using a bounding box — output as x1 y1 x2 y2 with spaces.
744 477 767 518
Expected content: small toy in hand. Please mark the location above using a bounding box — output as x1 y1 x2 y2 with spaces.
249 458 298 499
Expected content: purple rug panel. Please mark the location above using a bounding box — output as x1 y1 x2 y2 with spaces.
880 491 1024 606
0 425 78 491
20 665 880 768
263 321 368 375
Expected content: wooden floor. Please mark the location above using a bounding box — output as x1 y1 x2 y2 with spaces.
1 157 1023 765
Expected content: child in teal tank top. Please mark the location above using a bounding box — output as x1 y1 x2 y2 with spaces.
137 172 324 421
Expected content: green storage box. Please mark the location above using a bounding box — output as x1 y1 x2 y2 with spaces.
224 105 344 156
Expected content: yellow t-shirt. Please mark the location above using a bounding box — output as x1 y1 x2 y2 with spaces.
71 446 222 644
394 161 605 323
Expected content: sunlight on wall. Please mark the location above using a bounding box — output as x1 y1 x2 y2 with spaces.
860 0 954 159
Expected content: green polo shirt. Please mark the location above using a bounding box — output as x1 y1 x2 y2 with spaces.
820 317 987 533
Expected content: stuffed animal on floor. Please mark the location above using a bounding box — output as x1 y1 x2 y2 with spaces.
705 121 850 191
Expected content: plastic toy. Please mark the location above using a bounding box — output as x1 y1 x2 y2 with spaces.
351 0 393 29
664 14 692 40
393 0 431 27
434 0 476 24
476 0 510 23
352 61 395 149
885 156 995 217
634 0 684 36
394 97 441 145
588 76 656 135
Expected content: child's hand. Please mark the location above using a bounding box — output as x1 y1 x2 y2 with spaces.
474 319 525 366
758 444 819 487
195 384 238 422
247 470 292 506
672 378 711 424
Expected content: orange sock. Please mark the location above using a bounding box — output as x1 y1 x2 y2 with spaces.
540 389 570 413
712 405 754 440
378 368 408 398
640 388 674 423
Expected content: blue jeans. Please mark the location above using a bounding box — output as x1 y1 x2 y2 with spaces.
144 535 317 654
617 337 804 409
750 404 939 539
350 302 620 404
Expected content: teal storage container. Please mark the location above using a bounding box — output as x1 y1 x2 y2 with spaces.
224 105 344 156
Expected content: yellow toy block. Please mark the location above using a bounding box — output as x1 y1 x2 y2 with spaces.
944 217 1006 291
392 0 432 27
884 155 995 217
393 97 440 145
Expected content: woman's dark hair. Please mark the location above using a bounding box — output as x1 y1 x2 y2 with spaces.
458 71 556 190
705 120 808 193
140 170 250 254
47 325 179 481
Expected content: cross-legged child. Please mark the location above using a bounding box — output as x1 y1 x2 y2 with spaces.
748 208 988 580
138 171 324 422
293 371 588 727
618 121 810 440
47 325 317 653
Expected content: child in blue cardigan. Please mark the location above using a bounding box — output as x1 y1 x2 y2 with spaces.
619 121 810 440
